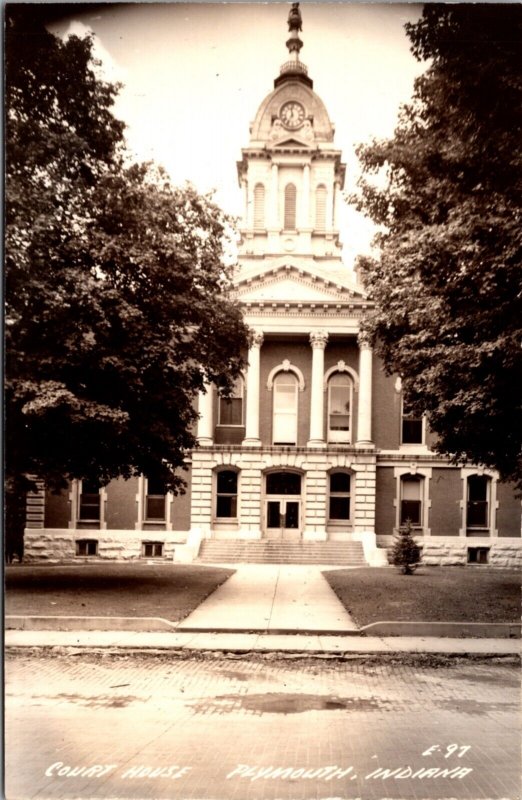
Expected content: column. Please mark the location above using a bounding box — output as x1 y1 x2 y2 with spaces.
270 163 279 228
301 163 310 229
242 331 264 446
356 335 373 445
308 330 328 446
196 383 214 445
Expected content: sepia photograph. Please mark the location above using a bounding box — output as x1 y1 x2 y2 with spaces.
4 2 521 799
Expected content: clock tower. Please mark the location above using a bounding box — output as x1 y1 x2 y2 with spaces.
236 3 346 275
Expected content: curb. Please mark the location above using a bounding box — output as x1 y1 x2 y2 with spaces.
5 615 521 638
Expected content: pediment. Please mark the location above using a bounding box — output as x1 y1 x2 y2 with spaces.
234 265 367 305
272 137 310 148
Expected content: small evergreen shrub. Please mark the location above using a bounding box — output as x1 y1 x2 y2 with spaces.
391 521 421 574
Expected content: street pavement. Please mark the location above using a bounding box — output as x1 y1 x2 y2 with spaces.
5 649 520 800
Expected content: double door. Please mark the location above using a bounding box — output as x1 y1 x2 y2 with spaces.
265 498 301 541
264 471 302 541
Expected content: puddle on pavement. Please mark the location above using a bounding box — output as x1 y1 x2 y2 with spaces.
188 692 392 715
445 671 520 688
27 693 142 709
436 698 518 716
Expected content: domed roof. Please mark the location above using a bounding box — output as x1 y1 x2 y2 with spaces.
248 3 334 147
249 81 334 145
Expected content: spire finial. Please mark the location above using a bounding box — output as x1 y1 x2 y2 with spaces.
275 2 313 88
288 3 302 33
286 2 303 58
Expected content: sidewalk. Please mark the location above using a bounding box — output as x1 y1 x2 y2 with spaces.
6 564 520 654
5 628 520 654
177 564 358 632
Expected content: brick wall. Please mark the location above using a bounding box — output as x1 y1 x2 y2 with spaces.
375 467 396 536
44 487 70 529
429 469 462 536
496 482 522 537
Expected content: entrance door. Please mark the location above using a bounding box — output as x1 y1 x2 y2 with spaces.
265 472 302 541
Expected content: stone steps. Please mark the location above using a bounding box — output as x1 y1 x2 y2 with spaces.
198 539 366 565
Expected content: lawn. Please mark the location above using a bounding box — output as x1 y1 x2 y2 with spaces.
5 563 234 621
323 567 521 627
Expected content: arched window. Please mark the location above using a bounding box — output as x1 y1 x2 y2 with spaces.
216 470 238 519
284 183 297 230
327 373 352 443
253 183 265 229
315 184 327 231
329 472 351 521
400 474 423 526
218 377 244 426
273 372 298 445
467 475 490 529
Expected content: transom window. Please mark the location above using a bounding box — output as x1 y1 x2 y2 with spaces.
79 480 100 521
401 397 424 444
328 373 352 443
467 475 490 528
145 477 167 521
266 472 301 495
273 372 298 445
329 472 351 521
400 475 423 526
218 377 244 426
216 470 238 518
284 183 297 230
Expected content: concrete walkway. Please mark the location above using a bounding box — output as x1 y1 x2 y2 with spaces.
5 629 520 654
177 564 357 633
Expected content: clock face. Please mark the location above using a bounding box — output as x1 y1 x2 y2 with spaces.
280 101 305 130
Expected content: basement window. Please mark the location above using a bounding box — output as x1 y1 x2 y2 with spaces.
142 541 164 558
467 546 490 565
75 539 98 557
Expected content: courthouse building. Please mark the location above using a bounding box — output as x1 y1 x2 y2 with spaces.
24 9 521 566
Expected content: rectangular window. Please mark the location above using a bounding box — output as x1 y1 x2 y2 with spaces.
467 547 489 564
79 480 101 521
400 476 422 526
273 374 298 445
467 476 489 528
146 478 166 521
401 399 424 444
329 472 351 521
216 471 238 519
75 539 98 556
218 378 244 426
142 541 164 558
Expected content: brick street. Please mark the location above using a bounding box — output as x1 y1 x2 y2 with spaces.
5 650 520 800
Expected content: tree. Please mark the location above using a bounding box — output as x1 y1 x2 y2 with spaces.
5 8 250 553
352 5 522 488
391 521 421 575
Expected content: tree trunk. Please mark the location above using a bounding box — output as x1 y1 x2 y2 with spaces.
5 478 28 563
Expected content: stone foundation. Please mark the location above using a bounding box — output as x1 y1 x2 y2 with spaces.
421 539 522 568
23 529 188 563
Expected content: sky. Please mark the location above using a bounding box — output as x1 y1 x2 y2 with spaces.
50 3 426 270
